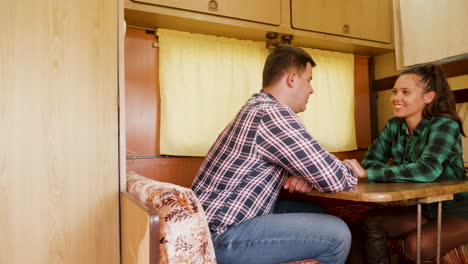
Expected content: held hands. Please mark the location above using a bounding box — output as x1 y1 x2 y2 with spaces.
284 175 313 193
343 159 368 180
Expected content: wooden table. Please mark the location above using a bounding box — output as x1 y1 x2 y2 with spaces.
307 180 468 264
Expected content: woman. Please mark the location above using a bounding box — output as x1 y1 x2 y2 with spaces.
345 64 468 263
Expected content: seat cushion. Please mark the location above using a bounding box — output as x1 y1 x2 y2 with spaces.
127 171 217 264
441 243 468 263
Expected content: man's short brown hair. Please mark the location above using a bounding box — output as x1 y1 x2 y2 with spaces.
262 45 316 88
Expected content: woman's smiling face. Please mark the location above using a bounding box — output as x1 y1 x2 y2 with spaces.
391 73 432 122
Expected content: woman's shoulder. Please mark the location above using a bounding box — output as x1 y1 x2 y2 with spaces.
428 116 459 129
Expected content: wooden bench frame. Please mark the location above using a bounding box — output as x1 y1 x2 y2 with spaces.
121 192 160 264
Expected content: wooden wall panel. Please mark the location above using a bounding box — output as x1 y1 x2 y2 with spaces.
125 28 160 156
127 158 204 187
121 193 157 264
354 56 372 148
332 150 367 162
125 151 365 188
373 58 468 92
120 0 127 191
0 1 120 263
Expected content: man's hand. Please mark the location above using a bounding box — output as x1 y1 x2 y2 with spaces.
284 175 313 193
343 159 368 179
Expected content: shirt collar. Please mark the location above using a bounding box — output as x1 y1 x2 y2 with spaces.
260 89 278 101
400 118 430 137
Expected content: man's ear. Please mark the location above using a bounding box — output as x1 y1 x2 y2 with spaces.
286 71 296 88
424 91 436 104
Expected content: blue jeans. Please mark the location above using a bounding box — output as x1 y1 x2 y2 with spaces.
212 200 351 264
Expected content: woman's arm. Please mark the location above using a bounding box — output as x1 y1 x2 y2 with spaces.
365 119 462 182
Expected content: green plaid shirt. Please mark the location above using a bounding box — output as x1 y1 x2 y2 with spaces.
362 116 467 218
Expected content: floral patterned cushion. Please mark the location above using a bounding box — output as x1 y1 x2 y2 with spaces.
126 171 216 264
440 243 468 264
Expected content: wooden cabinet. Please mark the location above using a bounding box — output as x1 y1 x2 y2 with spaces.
2 0 120 263
132 0 281 25
394 0 468 67
291 0 392 43
125 0 395 56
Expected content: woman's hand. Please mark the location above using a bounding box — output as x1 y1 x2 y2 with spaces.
343 159 368 180
284 175 313 193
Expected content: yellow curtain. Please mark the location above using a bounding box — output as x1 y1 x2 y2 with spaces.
158 29 356 156
158 29 267 156
299 48 357 152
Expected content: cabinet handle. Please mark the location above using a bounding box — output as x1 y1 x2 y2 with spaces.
208 0 218 12
343 24 350 34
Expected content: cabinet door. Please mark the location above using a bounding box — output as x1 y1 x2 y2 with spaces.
133 0 281 25
291 0 391 43
398 0 468 66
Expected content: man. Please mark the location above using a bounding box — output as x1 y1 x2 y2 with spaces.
192 45 357 264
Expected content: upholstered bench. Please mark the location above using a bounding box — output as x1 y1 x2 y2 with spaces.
121 171 322 264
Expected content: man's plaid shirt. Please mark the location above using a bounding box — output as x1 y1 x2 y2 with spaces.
362 116 468 217
192 90 357 236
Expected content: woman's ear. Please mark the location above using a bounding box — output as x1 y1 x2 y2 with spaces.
424 91 436 104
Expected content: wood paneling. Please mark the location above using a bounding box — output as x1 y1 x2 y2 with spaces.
125 152 366 188
121 193 159 264
0 1 120 263
332 150 367 162
373 58 468 92
454 89 468 104
126 158 204 187
125 28 160 156
373 52 399 80
443 60 468 79
373 75 397 92
354 56 372 148
120 0 128 192
376 89 394 132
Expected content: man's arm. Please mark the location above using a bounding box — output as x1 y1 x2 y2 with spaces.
284 175 314 193
256 108 357 193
